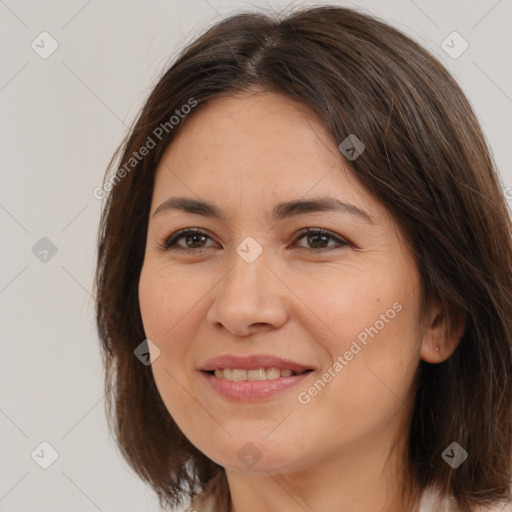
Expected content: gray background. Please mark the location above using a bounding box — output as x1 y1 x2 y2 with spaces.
1 0 511 510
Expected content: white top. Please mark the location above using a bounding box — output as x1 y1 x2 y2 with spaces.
417 486 512 511
186 482 512 512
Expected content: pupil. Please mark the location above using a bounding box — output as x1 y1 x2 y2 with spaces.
188 234 204 247
309 234 327 248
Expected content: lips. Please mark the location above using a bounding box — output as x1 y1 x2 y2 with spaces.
199 354 316 400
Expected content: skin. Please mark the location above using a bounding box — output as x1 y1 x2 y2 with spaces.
138 90 464 512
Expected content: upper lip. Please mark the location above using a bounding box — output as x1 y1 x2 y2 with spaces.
199 354 314 373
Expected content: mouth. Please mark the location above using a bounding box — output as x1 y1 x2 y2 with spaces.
198 354 316 401
199 353 315 374
203 368 313 381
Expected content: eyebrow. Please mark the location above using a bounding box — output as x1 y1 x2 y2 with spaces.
153 196 374 223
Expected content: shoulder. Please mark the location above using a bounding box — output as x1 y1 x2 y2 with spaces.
419 486 512 512
475 504 512 512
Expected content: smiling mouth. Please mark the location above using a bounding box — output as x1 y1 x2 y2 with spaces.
204 368 313 381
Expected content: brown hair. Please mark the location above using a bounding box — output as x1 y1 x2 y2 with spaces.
94 4 512 511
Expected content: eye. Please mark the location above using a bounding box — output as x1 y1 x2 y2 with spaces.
293 227 350 251
156 227 350 253
156 228 216 252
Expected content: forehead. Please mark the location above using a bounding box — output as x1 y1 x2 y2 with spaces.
157 92 337 174
151 91 386 224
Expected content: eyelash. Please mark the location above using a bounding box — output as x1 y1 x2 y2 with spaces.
156 227 350 253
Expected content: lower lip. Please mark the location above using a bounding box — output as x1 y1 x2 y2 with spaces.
201 370 313 401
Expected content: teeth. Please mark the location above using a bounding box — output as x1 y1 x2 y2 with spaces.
212 367 303 381
266 367 281 380
232 369 247 381
248 369 266 381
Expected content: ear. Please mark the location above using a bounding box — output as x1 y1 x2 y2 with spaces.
420 300 466 363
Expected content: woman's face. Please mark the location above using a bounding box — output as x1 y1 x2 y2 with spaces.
138 91 433 476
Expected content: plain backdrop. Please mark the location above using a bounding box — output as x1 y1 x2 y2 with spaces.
1 0 511 510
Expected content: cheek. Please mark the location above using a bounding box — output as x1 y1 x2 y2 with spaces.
138 264 205 436
319 291 422 423
305 265 405 351
138 262 196 344
138 264 194 403
138 260 207 372
138 264 163 338
307 266 422 408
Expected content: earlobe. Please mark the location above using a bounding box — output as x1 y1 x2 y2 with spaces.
420 304 465 364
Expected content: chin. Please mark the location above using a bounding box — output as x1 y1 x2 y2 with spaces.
203 441 305 476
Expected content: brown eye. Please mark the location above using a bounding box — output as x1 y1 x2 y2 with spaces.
159 229 215 252
294 228 349 251
157 227 350 253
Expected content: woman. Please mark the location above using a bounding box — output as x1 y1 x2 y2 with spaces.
95 5 512 511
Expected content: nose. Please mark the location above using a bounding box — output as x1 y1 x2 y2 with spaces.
206 245 289 336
